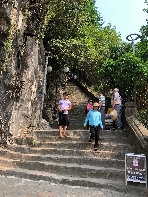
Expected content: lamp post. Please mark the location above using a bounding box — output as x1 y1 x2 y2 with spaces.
0 61 3 80
126 33 141 104
39 52 50 126
47 65 69 117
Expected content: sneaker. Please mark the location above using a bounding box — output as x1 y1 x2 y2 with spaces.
116 127 123 131
94 145 98 151
94 148 98 151
110 128 116 131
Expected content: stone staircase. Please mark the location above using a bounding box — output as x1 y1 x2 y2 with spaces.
0 83 147 196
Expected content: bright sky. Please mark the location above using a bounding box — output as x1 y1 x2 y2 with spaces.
95 0 147 42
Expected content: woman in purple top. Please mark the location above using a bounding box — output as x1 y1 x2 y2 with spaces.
57 92 72 137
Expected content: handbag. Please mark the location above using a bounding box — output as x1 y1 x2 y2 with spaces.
110 109 118 120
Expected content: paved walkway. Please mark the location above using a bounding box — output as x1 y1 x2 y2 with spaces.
0 175 147 197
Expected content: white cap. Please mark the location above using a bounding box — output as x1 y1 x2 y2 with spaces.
114 88 119 92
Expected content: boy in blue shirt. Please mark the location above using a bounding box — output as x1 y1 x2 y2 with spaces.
84 102 103 151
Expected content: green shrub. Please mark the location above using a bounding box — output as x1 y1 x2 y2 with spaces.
137 110 148 130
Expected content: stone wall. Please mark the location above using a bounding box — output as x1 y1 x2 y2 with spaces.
124 103 148 156
0 0 46 136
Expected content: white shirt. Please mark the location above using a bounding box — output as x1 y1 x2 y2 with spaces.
99 95 105 107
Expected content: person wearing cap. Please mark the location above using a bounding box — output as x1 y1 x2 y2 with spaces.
98 91 106 129
57 92 72 137
84 102 103 151
112 88 122 130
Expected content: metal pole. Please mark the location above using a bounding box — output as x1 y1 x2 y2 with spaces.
132 40 135 54
54 72 58 117
126 33 141 105
55 78 58 111
132 40 136 104
43 55 49 95
40 53 49 126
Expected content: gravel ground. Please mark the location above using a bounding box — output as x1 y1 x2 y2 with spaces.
0 175 147 197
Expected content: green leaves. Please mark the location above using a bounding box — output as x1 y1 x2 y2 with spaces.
43 0 121 73
137 109 148 129
41 0 147 109
98 41 148 107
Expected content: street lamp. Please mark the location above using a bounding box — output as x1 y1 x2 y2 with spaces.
126 33 141 104
47 65 69 117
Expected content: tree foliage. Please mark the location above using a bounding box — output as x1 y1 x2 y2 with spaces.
96 0 148 109
38 0 147 109
43 0 121 72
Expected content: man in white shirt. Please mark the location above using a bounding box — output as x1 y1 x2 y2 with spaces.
112 88 122 130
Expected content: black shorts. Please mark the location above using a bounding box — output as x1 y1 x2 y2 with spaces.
59 113 68 126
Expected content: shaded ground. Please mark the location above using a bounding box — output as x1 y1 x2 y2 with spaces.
0 175 147 197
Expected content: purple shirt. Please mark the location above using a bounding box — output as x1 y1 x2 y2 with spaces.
114 92 121 104
59 99 71 114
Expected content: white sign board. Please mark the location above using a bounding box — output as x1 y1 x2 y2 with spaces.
125 153 147 188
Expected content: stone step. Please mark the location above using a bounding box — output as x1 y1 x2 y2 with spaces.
50 124 86 130
70 106 86 109
0 158 124 180
70 111 85 113
23 141 133 152
0 165 145 195
34 129 127 138
34 135 131 144
52 125 90 130
50 122 114 129
65 125 86 130
69 117 85 119
0 150 124 169
4 146 128 160
50 118 112 130
69 110 86 113
68 117 85 120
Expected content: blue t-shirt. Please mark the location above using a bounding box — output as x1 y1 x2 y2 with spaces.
84 109 103 128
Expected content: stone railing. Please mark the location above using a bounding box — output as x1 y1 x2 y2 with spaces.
124 102 148 157
75 81 114 110
76 81 98 102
